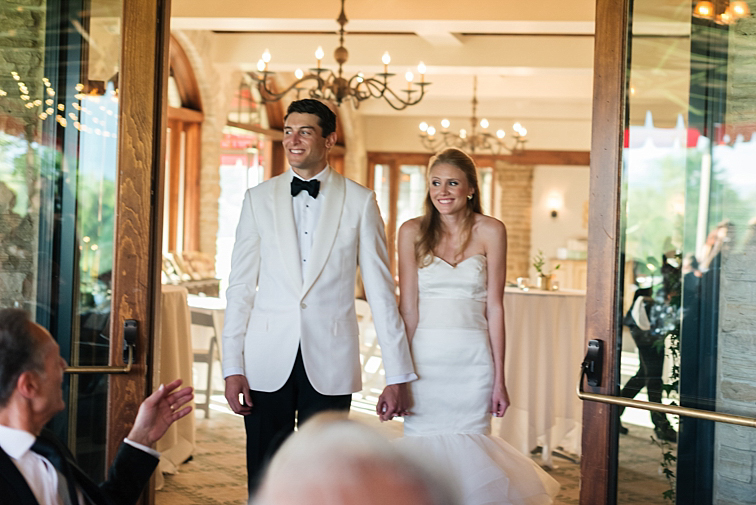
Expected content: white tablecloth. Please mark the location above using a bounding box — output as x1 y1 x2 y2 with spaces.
154 285 196 489
493 287 586 467
187 294 226 345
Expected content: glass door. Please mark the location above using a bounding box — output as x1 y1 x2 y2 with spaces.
581 0 756 503
0 0 169 489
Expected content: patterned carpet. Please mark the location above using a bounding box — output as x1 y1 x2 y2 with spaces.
156 402 671 505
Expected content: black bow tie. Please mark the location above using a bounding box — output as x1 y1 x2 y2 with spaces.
291 177 320 199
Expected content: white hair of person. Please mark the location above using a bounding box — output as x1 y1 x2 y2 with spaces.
251 412 460 505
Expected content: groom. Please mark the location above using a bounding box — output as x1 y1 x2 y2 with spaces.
222 99 416 493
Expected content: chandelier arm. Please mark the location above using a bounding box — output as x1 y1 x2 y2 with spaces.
249 72 326 102
359 78 427 111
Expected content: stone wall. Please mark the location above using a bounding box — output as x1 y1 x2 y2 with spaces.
713 4 756 503
0 0 45 308
493 160 534 280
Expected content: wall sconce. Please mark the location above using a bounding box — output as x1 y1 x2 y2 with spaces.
693 1 750 24
547 194 563 218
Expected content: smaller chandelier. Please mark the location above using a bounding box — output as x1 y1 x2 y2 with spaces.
249 0 429 110
418 76 526 156
693 1 750 24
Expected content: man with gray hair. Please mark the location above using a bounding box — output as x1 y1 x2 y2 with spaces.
0 308 194 505
252 413 460 505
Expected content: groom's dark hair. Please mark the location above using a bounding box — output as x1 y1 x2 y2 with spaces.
285 99 337 138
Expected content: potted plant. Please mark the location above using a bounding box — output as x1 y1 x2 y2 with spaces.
532 249 560 290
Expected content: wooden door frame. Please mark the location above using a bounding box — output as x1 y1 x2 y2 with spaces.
579 0 630 503
107 1 170 504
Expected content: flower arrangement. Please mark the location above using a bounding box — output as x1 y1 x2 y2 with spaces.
532 249 560 277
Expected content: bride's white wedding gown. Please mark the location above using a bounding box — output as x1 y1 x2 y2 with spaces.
400 255 559 505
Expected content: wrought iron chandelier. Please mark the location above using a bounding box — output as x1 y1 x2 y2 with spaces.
248 0 430 110
418 76 527 156
692 1 750 24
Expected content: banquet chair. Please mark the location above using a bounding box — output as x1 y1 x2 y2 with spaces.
190 309 219 418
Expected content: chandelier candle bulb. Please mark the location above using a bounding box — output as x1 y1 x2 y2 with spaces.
418 61 426 82
480 118 489 129
295 68 304 79
441 119 450 130
315 46 324 69
405 71 414 91
419 122 428 132
257 59 266 72
382 52 391 74
427 126 436 137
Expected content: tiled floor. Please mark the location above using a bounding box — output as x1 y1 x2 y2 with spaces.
156 400 583 505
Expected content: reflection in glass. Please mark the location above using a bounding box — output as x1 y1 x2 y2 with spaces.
618 3 756 504
0 0 123 480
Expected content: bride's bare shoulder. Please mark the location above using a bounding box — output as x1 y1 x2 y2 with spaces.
399 217 422 234
474 214 506 237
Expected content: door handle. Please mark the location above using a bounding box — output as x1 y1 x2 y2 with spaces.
64 319 136 374
576 341 756 428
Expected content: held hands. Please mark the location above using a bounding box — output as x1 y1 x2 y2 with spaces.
127 379 194 447
376 383 411 422
225 374 253 415
491 384 510 418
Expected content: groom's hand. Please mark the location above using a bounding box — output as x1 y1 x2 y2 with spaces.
377 383 409 421
225 374 253 415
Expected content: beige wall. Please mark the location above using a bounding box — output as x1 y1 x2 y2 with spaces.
529 165 590 280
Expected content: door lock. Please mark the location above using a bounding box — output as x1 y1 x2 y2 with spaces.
583 339 603 387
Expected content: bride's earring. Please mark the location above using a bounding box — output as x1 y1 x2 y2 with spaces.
467 194 473 200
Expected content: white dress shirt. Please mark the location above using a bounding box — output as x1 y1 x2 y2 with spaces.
0 424 62 505
292 167 330 277
0 424 159 505
292 167 415 386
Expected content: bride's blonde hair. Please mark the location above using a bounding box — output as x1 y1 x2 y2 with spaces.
415 148 483 267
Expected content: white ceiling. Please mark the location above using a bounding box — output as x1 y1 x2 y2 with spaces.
170 0 694 149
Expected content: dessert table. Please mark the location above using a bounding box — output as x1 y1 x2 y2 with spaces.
493 287 586 467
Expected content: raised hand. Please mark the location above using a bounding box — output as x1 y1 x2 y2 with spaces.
127 379 194 446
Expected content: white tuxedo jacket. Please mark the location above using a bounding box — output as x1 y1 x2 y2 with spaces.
221 169 414 395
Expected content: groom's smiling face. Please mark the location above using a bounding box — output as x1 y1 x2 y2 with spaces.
283 112 336 177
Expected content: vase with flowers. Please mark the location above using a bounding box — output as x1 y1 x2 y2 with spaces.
532 249 560 290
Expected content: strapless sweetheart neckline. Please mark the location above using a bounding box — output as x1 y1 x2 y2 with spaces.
433 253 486 268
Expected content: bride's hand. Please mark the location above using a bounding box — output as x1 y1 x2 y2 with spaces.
491 386 510 418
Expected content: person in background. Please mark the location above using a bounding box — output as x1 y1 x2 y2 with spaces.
0 307 193 505
619 254 679 442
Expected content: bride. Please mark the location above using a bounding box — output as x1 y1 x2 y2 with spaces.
396 148 559 505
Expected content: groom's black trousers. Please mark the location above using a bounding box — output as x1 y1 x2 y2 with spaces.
243 347 351 495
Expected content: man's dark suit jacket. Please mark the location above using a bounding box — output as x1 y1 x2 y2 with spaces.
0 429 158 505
